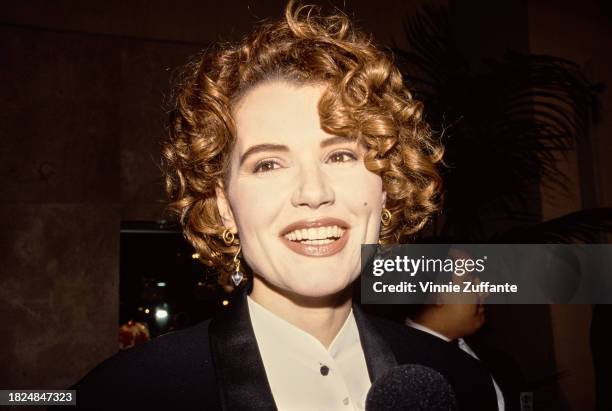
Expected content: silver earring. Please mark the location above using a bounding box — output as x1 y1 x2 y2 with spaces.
231 245 244 286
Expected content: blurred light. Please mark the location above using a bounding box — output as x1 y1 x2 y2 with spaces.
156 282 167 287
222 300 229 306
144 308 150 314
137 306 143 311
192 253 200 259
155 309 168 319
197 281 204 286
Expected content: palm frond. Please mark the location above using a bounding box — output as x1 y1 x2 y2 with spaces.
492 208 612 243
395 6 603 240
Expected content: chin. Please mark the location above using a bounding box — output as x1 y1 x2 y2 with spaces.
250 252 360 302
289 277 354 299
284 256 359 289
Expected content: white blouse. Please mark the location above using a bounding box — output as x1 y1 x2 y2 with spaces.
247 297 372 410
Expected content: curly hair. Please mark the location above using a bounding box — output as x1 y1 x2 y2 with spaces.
164 2 444 287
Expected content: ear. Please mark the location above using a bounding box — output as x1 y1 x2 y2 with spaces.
215 181 237 232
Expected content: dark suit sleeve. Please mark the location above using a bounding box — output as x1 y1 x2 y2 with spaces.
467 339 527 411
49 320 219 411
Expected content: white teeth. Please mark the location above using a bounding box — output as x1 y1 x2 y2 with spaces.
284 225 346 242
307 228 316 239
302 239 334 245
317 227 326 239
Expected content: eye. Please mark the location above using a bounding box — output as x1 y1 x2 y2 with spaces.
327 150 358 164
253 160 281 173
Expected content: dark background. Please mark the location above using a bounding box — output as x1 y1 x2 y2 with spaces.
1 1 611 410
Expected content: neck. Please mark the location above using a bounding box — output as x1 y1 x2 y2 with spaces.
250 277 353 348
414 312 460 341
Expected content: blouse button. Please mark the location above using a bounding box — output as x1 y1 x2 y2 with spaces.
320 365 330 376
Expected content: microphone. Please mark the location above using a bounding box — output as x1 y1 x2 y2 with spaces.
365 364 458 411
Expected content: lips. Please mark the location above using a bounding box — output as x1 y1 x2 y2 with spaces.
280 217 350 257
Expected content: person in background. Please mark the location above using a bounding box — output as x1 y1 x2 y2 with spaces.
406 266 526 411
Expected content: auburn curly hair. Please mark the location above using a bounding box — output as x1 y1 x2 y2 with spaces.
163 2 444 287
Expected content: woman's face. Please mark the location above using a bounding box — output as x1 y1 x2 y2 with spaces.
216 80 385 299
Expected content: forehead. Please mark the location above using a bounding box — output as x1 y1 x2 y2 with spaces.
232 81 330 148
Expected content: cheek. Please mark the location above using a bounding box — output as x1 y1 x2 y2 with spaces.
365 173 384 206
457 307 475 323
341 170 384 209
229 179 287 225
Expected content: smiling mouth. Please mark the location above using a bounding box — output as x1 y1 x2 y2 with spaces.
280 219 350 257
283 225 345 245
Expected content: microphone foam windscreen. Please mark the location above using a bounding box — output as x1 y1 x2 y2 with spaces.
366 364 457 411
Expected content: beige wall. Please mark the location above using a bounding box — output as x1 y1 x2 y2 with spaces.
0 23 200 389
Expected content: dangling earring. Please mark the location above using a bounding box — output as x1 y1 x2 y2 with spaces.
231 246 244 287
222 229 244 287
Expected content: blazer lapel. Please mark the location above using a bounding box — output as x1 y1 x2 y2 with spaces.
209 292 277 411
209 294 397 409
353 305 398 382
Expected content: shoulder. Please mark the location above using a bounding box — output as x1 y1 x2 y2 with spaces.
66 320 219 411
84 319 214 382
364 313 450 358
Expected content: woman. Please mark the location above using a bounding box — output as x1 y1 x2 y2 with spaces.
65 3 498 410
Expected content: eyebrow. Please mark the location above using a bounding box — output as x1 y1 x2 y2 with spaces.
239 136 356 166
320 135 356 148
239 144 289 166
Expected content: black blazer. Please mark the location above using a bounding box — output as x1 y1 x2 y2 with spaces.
464 336 527 411
56 294 498 410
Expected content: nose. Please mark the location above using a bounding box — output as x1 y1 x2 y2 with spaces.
291 165 335 209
